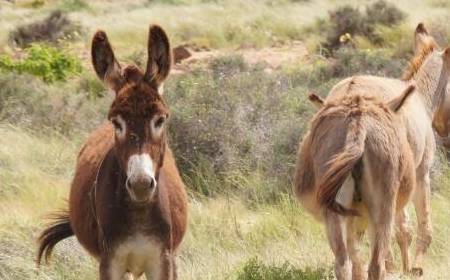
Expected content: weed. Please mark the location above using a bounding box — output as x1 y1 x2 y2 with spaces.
0 44 82 83
236 258 332 280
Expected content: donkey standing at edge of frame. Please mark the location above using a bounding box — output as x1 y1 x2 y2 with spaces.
37 24 188 280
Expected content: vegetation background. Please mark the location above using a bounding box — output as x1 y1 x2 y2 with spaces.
0 0 449 279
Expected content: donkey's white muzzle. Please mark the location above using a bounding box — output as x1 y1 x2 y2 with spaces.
126 154 157 202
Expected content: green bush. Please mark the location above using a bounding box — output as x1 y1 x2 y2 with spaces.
236 258 332 280
60 0 90 12
0 44 82 83
30 0 46 8
321 0 405 53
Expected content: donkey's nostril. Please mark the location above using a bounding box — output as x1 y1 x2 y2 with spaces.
149 177 156 190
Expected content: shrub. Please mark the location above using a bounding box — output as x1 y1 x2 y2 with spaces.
60 0 90 12
321 0 405 53
9 10 83 48
0 44 82 83
236 258 332 280
165 48 412 198
166 55 315 198
365 0 405 27
76 73 107 99
30 0 45 8
287 46 405 91
323 5 368 52
209 54 248 79
0 73 108 136
331 47 405 78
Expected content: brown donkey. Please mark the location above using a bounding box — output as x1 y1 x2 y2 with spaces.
297 23 450 279
295 84 417 280
37 25 188 280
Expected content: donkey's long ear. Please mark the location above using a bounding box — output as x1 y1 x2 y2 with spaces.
443 47 450 72
92 31 124 92
431 47 450 137
308 93 324 109
414 23 438 54
144 25 172 92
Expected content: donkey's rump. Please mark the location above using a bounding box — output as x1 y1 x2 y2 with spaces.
294 91 412 219
294 100 365 219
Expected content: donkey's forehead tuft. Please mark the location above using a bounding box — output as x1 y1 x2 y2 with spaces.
108 83 168 120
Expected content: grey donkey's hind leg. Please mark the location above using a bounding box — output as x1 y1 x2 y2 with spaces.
395 209 413 274
347 217 365 280
326 210 352 280
411 172 432 276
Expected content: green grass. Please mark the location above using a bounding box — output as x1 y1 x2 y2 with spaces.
0 125 334 279
0 125 449 279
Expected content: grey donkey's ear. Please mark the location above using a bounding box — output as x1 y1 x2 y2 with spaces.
91 30 125 92
387 84 415 112
414 23 438 55
144 25 172 93
308 93 325 109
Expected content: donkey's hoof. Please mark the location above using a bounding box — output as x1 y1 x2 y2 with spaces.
385 262 396 273
410 267 423 277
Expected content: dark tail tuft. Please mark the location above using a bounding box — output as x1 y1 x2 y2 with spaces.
37 210 73 266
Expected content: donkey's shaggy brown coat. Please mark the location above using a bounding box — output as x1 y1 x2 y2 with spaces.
37 25 187 280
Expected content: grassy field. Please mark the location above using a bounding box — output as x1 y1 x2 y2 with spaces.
1 0 450 279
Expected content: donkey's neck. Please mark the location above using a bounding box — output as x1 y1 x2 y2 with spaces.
413 55 445 115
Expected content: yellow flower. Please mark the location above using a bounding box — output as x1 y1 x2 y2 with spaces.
339 33 352 43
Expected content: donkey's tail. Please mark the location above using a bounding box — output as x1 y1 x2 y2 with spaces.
316 117 367 216
37 210 73 266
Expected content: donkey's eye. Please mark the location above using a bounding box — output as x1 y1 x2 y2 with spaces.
129 133 139 143
112 119 121 131
154 116 166 128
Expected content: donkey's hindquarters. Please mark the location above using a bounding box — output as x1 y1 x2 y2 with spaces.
294 87 416 280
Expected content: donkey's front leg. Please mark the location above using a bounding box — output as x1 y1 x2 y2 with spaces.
145 250 174 280
100 256 127 280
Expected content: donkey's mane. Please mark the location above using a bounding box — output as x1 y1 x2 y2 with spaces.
402 41 438 81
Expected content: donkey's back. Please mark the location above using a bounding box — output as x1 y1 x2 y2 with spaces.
328 75 432 165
